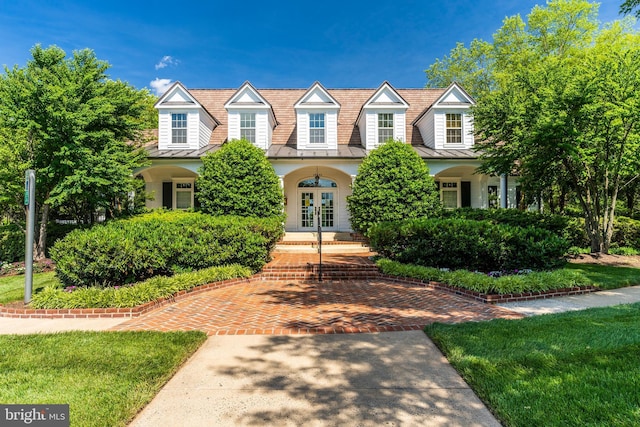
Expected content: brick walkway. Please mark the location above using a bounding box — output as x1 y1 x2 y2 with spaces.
111 253 523 335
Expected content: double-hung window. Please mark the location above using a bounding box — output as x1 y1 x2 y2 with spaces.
171 113 187 144
378 113 394 144
441 182 458 209
446 113 462 144
240 112 256 143
309 113 325 144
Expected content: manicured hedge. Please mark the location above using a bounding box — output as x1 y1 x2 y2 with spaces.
376 259 591 295
0 224 24 263
369 218 569 271
50 211 283 288
30 264 252 309
442 208 587 247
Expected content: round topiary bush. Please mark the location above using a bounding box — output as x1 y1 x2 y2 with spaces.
347 140 441 235
196 139 284 217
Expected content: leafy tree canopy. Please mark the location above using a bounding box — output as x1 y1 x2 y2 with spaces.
347 140 441 234
0 45 154 258
620 0 640 17
467 1 640 253
196 139 284 217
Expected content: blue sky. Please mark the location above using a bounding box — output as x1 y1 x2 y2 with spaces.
0 1 633 96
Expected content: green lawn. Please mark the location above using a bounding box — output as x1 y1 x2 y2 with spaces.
0 331 207 427
425 303 640 427
0 272 59 304
565 263 640 289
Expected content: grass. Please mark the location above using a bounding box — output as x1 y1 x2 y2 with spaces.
426 303 640 427
0 272 58 304
565 263 640 290
0 331 207 427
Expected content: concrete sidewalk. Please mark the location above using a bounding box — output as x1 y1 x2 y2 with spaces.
128 331 501 427
499 285 640 316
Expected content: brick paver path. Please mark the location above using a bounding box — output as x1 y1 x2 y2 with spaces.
111 277 523 335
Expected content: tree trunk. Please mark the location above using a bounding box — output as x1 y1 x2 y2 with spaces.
35 203 49 261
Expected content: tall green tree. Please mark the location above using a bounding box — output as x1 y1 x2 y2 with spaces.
0 45 153 259
196 139 284 217
472 2 640 253
347 140 441 235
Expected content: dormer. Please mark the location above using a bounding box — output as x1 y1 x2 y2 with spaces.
155 82 218 150
413 82 475 150
294 82 341 150
224 81 277 150
356 81 409 150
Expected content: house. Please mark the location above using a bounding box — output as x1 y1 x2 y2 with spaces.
136 81 519 232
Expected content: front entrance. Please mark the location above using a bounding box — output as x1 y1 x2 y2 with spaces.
298 177 337 231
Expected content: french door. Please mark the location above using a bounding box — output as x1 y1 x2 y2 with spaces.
299 190 336 230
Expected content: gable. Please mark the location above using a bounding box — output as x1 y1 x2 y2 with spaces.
433 83 475 106
365 82 409 107
155 82 199 108
295 82 340 108
225 82 271 108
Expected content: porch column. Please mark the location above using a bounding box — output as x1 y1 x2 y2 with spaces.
500 174 508 209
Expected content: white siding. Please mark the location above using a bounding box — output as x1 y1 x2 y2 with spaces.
394 112 406 142
463 113 474 146
187 111 199 148
198 111 214 148
228 111 240 141
296 111 309 147
296 110 338 150
256 111 268 150
434 112 445 148
158 111 171 149
419 110 435 148
365 112 377 149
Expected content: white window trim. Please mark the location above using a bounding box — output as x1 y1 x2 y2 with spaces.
308 112 327 145
240 112 256 143
445 112 463 145
171 112 188 145
439 178 462 209
377 112 394 145
173 178 195 210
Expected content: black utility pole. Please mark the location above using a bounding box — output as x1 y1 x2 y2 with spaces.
316 205 322 282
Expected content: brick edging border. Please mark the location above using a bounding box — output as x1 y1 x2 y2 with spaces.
0 270 600 319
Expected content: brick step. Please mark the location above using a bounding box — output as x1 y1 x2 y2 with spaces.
261 264 380 281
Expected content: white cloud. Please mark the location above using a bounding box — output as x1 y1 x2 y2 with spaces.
150 78 173 96
155 55 179 70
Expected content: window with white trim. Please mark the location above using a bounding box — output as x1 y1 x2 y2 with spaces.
309 113 325 144
441 182 458 209
378 113 394 144
171 113 187 144
240 112 256 143
174 180 194 209
446 113 462 144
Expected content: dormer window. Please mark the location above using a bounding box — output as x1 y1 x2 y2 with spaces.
309 113 325 144
446 113 462 144
240 112 256 143
378 113 394 144
171 113 188 144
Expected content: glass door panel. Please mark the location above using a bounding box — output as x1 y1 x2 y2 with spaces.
321 192 334 228
300 192 314 228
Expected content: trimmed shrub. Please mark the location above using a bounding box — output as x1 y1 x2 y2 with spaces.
30 264 252 309
369 218 569 271
196 139 284 217
347 140 441 235
442 208 588 247
377 259 592 295
0 224 24 263
50 211 283 287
